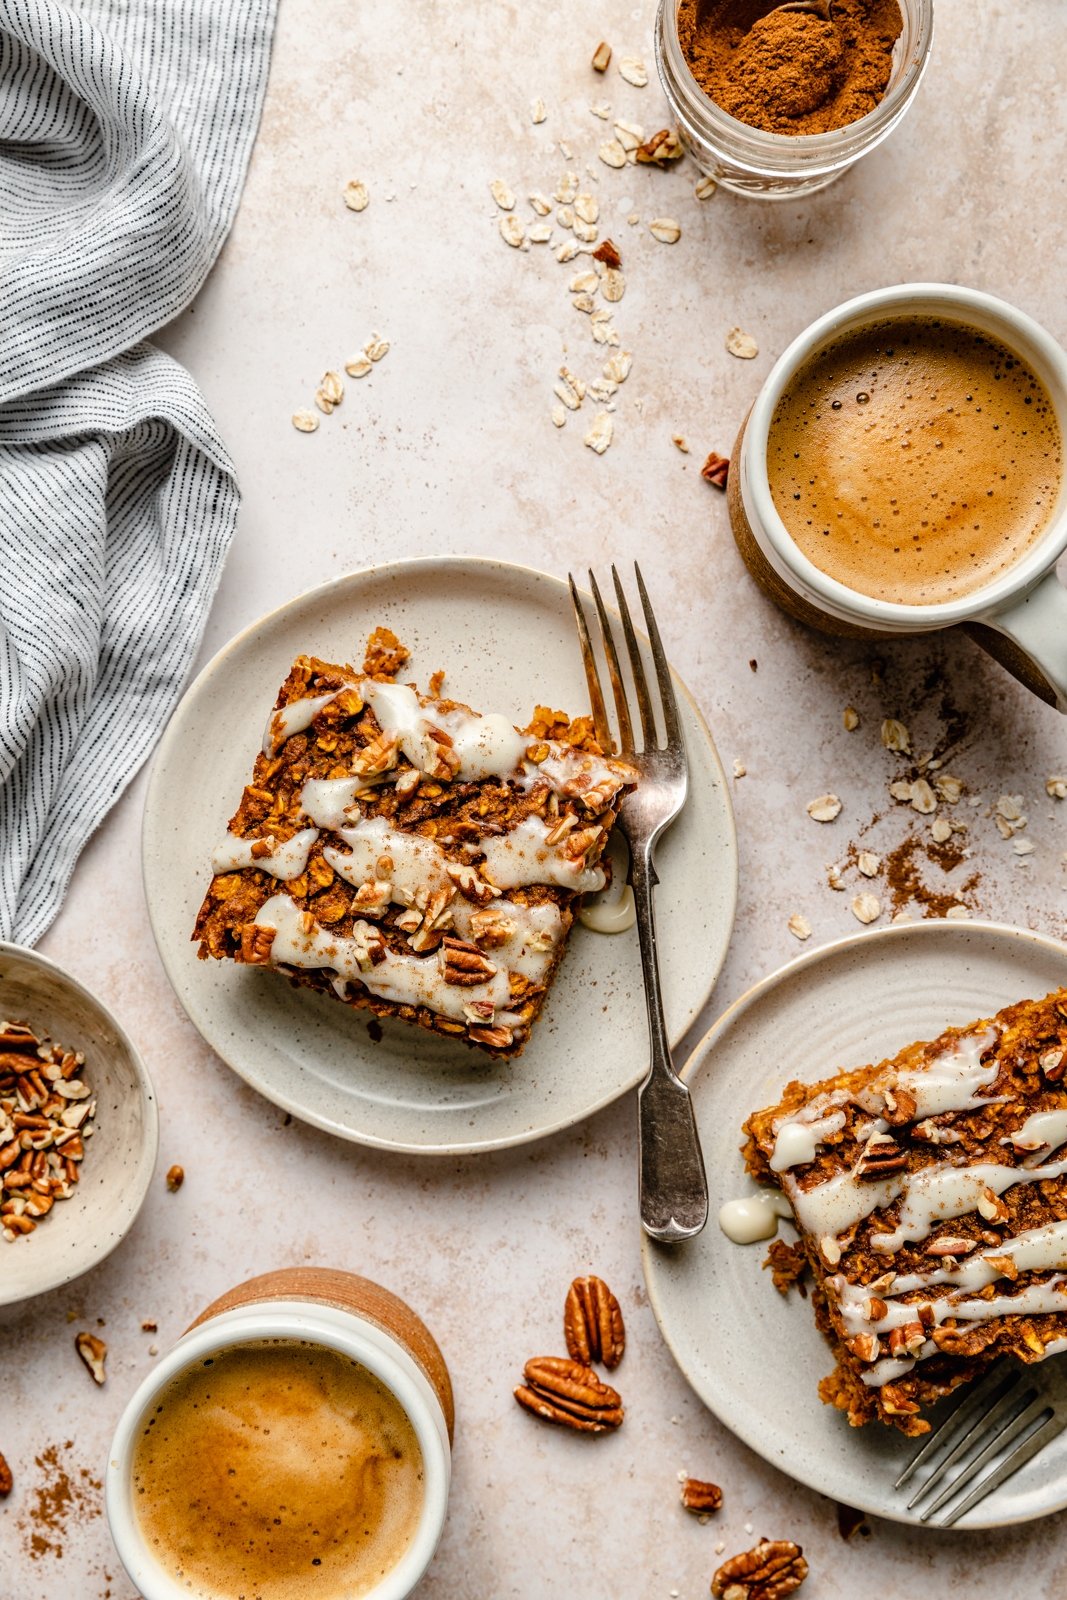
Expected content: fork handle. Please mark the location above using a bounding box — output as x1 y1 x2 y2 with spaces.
631 847 709 1243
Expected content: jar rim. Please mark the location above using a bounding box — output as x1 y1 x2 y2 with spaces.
657 0 935 176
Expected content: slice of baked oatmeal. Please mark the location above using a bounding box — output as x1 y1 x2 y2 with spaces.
743 992 1067 1434
193 629 637 1058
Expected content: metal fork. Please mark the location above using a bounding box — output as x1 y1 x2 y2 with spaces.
568 564 708 1243
895 1356 1067 1525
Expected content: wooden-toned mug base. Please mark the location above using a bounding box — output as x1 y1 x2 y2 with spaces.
187 1266 455 1442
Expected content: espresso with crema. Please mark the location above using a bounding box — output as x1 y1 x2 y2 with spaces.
132 1340 424 1600
767 317 1062 604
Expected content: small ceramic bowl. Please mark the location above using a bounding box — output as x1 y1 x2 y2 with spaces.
0 942 158 1310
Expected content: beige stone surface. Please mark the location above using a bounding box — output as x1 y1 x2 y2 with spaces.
4 0 1067 1593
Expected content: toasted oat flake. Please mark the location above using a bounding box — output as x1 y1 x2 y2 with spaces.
694 174 718 200
584 412 614 454
1047 775 1067 800
555 172 579 204
573 220 598 244
909 778 937 814
880 718 911 753
586 379 618 403
365 335 390 362
314 390 335 415
529 192 552 216
726 327 758 359
936 774 964 803
843 706 860 731
574 193 599 225
343 179 369 212
590 101 612 119
556 240 581 262
344 356 372 379
732 759 747 777
945 904 971 920
572 293 597 314
598 139 628 169
319 371 344 406
291 409 319 433
857 850 881 878
531 97 547 124
619 55 648 87
554 368 585 410
627 211 640 225
931 817 952 843
1013 837 1036 855
672 435 689 453
603 351 633 383
851 892 881 925
807 793 842 823
490 179 516 211
570 270 599 294
499 214 526 248
529 223 553 243
996 794 1024 822
551 404 567 428
788 913 812 941
613 120 644 151
600 267 625 302
556 206 576 230
649 217 682 244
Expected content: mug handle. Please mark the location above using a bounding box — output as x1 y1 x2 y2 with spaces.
962 571 1067 711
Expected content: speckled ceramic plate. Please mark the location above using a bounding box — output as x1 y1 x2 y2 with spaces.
0 943 158 1310
142 558 737 1153
643 920 1067 1529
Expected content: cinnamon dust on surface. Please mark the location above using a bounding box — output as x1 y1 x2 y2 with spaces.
15 1440 102 1561
677 0 904 135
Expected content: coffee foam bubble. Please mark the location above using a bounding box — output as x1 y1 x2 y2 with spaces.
767 317 1062 606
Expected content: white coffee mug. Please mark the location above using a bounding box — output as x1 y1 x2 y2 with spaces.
105 1269 453 1600
728 283 1067 710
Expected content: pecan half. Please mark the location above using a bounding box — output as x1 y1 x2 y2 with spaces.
711 1539 808 1600
0 1450 11 1498
680 1476 722 1513
352 729 400 776
514 1356 623 1432
240 923 276 964
75 1331 107 1386
441 935 497 986
592 238 622 269
564 1275 625 1369
881 1085 917 1127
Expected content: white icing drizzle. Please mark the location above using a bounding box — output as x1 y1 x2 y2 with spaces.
719 1190 794 1244
211 829 319 882
578 884 636 935
782 1167 901 1242
770 1111 847 1173
1008 1109 1067 1156
887 1026 1000 1118
871 1155 1067 1253
452 898 561 984
300 776 384 829
325 817 455 905
254 895 518 1024
263 691 351 756
480 816 606 893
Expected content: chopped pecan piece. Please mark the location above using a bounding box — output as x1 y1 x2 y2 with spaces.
680 1476 722 1513
881 1085 917 1126
564 1275 625 1369
362 625 409 680
441 935 498 986
635 128 684 166
855 1133 908 1178
592 238 621 269
0 1451 11 1497
75 1332 107 1386
467 1024 514 1051
591 40 611 72
711 1539 808 1600
1040 1048 1066 1082
514 1356 623 1432
352 729 400 776
701 451 730 490
240 923 276 964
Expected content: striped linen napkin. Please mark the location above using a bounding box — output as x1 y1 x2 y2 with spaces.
0 0 277 944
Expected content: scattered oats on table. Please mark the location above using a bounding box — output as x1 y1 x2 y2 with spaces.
318 370 343 406
842 705 860 731
930 817 952 843
603 351 633 383
529 223 553 244
499 214 526 248
490 179 516 211
618 55 648 87
806 793 842 823
694 174 718 199
584 412 614 454
732 758 746 777
342 179 369 212
649 217 682 243
291 409 319 433
531 97 547 124
672 435 689 453
598 139 628 169
880 717 910 753
726 327 759 359
787 913 812 941
856 851 880 878
1047 775 1067 799
345 355 372 379
600 267 625 302
851 892 881 925
592 40 612 73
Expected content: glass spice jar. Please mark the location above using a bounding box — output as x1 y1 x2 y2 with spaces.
654 0 934 200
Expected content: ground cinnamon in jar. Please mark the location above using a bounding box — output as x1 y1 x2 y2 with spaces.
677 0 904 136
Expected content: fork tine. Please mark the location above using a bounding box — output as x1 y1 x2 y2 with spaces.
908 1376 1030 1510
939 1409 1067 1527
588 570 634 754
921 1391 1054 1522
634 562 682 752
611 565 658 750
895 1363 1018 1491
568 574 613 751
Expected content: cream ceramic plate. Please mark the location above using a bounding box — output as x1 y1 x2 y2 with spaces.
142 558 736 1153
643 920 1067 1529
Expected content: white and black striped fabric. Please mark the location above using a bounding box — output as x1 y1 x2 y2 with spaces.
0 0 277 943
